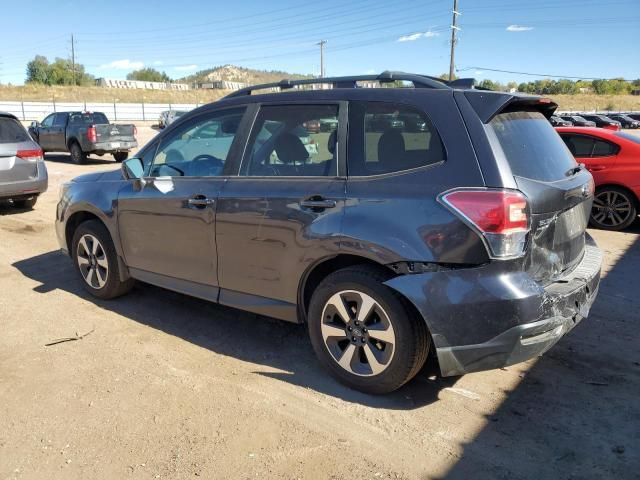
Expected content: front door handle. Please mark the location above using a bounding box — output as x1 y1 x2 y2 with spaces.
589 166 606 171
300 197 337 210
187 195 215 208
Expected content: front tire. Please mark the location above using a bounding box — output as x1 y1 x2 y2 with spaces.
69 142 87 165
308 266 429 394
72 220 134 299
590 187 637 231
113 151 128 162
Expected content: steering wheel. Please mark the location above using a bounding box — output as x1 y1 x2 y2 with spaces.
191 154 224 176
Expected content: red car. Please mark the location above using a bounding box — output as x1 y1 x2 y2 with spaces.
556 127 640 230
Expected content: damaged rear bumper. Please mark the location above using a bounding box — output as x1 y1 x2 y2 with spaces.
384 234 602 377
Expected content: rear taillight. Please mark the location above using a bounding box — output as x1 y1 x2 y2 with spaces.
16 148 44 163
439 189 530 259
87 125 97 143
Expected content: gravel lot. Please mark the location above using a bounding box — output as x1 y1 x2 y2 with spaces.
1 126 639 479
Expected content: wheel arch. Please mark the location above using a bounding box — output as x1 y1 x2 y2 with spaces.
67 137 81 149
298 254 399 322
64 209 130 281
595 183 640 206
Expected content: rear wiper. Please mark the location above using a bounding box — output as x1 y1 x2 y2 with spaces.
566 163 585 177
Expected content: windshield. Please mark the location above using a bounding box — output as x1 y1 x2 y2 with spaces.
488 111 577 182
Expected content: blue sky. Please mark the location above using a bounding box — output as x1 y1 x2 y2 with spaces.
1 0 639 85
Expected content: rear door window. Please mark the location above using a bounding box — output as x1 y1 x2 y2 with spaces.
487 111 577 181
53 114 67 127
350 102 445 176
561 134 595 158
241 104 339 177
0 117 30 143
592 139 619 156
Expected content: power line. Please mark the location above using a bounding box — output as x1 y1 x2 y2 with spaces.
458 66 638 81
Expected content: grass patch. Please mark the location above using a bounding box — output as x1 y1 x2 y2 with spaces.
1 86 639 112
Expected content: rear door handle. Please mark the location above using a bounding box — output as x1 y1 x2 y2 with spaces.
300 197 337 210
187 195 215 208
589 166 606 171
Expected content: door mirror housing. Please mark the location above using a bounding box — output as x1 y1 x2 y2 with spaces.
122 157 145 180
30 121 39 128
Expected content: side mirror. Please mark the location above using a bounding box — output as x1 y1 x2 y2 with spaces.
30 121 39 128
121 157 145 180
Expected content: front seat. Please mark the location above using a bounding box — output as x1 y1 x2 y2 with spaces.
377 130 405 173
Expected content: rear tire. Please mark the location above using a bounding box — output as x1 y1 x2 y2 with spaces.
308 265 429 394
113 151 128 162
72 220 134 299
590 186 637 231
12 196 38 209
69 142 87 165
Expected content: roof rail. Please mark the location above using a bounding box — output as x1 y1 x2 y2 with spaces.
224 71 476 98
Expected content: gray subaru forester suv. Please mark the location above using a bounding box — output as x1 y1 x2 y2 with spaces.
55 73 601 394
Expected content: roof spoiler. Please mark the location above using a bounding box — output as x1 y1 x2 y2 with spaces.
463 90 558 123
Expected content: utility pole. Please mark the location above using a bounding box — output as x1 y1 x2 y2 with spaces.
317 40 327 78
449 0 461 81
71 34 76 86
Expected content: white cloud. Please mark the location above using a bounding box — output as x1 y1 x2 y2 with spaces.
363 69 376 74
398 30 440 42
475 70 484 76
174 64 198 71
99 59 144 70
398 33 423 42
506 24 533 32
152 60 164 66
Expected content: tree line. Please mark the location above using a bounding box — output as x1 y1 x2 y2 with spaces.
25 55 172 85
439 74 640 95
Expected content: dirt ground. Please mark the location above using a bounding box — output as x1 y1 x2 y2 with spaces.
1 127 639 480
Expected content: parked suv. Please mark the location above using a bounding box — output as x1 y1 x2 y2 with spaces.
55 72 601 394
0 112 48 208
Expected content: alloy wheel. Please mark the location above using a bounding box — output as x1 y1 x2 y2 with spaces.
320 290 396 376
592 190 632 228
76 234 109 289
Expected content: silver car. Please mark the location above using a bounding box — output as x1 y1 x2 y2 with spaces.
165 110 188 127
0 112 48 208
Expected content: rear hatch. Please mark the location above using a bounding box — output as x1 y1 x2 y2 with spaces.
485 110 593 284
0 117 38 184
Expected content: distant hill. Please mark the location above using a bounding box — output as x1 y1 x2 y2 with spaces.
178 64 314 85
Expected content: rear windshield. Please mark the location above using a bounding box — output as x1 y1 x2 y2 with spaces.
69 112 109 125
0 117 30 143
487 111 577 182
